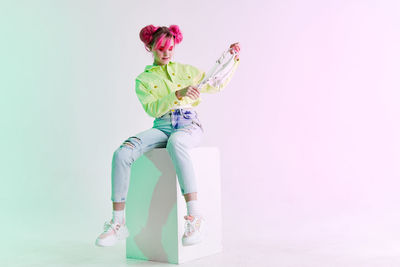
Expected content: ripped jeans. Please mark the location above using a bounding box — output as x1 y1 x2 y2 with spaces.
111 108 204 202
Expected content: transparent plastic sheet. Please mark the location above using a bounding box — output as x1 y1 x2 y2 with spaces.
197 47 239 91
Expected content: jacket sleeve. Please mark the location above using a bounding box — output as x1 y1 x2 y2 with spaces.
193 59 240 94
135 79 178 118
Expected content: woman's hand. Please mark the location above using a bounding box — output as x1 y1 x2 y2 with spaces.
229 42 240 61
175 85 200 100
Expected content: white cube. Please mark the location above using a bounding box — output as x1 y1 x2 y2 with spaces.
125 147 223 264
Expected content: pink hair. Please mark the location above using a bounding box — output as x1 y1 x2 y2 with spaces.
168 25 183 44
153 34 172 51
139 24 159 46
139 24 183 52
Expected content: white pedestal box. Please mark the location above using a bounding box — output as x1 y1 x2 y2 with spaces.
125 147 223 264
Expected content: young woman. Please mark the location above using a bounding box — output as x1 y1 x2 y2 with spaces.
95 24 240 247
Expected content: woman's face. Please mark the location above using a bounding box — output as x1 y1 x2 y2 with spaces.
151 37 175 66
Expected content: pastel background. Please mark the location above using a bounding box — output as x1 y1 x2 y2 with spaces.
2 0 400 266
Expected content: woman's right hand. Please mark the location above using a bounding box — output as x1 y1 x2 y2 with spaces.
175 85 200 100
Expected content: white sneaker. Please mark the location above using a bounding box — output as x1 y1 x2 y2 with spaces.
95 219 129 247
182 215 205 246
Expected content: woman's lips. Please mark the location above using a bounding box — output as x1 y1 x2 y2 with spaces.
162 57 169 60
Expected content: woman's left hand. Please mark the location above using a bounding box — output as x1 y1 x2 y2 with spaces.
229 42 240 61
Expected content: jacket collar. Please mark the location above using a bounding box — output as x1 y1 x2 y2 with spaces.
144 61 175 72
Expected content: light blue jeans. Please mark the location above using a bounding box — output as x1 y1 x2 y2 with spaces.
111 108 204 202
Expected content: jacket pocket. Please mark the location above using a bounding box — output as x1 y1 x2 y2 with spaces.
147 80 166 97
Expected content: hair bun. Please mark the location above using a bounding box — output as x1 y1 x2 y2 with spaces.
139 25 159 45
169 25 183 44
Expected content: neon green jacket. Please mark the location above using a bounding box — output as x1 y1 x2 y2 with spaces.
135 60 240 118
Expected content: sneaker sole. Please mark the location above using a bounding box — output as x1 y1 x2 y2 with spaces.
95 228 130 247
182 235 203 246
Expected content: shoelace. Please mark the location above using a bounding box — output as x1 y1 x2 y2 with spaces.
103 220 120 233
184 219 195 235
184 216 202 235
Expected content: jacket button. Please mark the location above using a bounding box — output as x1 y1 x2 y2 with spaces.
177 84 181 87
174 101 178 104
172 73 175 75
188 75 191 78
154 85 157 88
